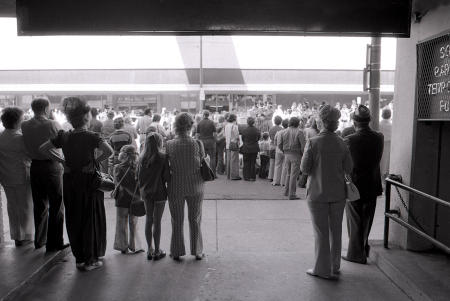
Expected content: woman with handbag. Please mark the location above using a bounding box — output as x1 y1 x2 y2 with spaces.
113 144 144 254
224 113 241 180
39 97 113 271
137 133 170 261
166 113 206 261
300 105 353 280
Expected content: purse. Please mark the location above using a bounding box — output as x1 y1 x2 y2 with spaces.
196 140 215 181
93 162 115 192
129 184 146 217
345 174 360 202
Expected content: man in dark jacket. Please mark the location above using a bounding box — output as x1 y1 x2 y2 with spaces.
240 117 261 181
343 105 384 264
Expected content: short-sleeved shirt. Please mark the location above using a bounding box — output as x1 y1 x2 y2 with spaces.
196 118 216 140
51 130 102 171
21 116 62 160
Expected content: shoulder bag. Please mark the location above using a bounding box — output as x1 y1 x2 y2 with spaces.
129 184 146 217
345 174 360 202
196 139 215 181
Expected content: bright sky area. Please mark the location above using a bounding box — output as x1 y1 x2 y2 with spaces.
0 18 397 70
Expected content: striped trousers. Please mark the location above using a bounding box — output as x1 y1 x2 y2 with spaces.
168 193 204 257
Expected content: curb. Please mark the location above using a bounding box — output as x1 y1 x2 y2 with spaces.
370 245 432 301
0 247 71 301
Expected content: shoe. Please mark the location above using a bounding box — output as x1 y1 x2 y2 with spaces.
306 269 338 280
121 249 129 254
288 196 300 200
195 254 205 260
147 252 153 260
83 261 103 271
341 255 367 264
231 177 242 180
76 262 85 270
152 249 166 260
15 240 24 247
267 178 273 181
170 254 181 261
272 183 280 186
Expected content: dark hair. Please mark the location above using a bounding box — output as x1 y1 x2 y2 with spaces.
382 108 392 120
323 120 340 132
153 114 161 122
274 115 282 125
62 97 91 129
353 120 370 129
262 132 269 140
281 118 289 129
31 98 50 114
144 108 152 116
247 117 255 126
139 132 163 167
289 117 300 127
227 113 237 123
1 107 24 129
203 110 210 118
174 112 194 135
114 117 124 129
90 107 98 117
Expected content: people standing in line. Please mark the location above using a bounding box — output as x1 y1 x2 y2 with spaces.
258 132 271 179
268 116 283 181
343 105 384 264
215 115 227 175
195 110 217 177
240 117 261 181
272 118 289 186
21 98 68 252
300 105 353 280
278 117 306 199
166 113 206 260
224 113 241 180
379 107 392 186
89 108 103 134
136 108 153 144
137 133 170 261
39 97 112 271
0 107 34 246
109 117 133 174
113 145 144 255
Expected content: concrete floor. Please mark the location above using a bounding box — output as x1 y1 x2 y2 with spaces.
8 182 409 301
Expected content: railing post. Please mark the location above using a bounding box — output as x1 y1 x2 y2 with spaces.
384 179 391 248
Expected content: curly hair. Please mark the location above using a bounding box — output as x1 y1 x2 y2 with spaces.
62 97 91 129
174 112 194 135
1 107 24 129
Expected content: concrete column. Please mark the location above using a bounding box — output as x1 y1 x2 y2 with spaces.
369 37 381 131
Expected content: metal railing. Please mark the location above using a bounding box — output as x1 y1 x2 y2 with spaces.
384 177 450 255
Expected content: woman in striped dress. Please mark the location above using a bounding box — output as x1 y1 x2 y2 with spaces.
166 113 205 260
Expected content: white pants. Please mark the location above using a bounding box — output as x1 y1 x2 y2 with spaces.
3 184 34 241
114 207 142 252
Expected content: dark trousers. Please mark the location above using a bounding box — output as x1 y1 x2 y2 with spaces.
259 154 270 179
30 160 64 249
201 138 216 176
345 197 377 262
243 153 257 180
216 140 226 175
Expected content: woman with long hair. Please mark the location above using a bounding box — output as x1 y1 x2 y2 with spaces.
137 133 170 260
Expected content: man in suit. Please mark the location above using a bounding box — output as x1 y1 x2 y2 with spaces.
195 110 217 177
240 117 261 181
343 105 384 264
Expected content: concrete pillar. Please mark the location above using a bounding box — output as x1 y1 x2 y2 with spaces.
369 37 381 131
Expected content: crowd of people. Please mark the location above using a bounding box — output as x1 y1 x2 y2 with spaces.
0 95 392 279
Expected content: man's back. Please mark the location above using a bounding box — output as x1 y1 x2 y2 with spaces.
21 117 61 160
196 118 216 140
345 128 384 198
279 127 306 155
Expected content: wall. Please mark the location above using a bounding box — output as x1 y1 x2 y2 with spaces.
390 3 450 249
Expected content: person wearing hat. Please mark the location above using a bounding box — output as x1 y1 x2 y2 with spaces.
342 105 384 264
109 117 133 175
300 105 353 280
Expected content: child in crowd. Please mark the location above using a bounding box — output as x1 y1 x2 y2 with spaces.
113 145 144 254
259 132 271 179
137 133 170 260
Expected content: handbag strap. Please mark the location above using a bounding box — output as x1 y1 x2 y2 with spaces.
111 165 131 195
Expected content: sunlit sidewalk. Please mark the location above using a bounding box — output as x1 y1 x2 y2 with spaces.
3 196 410 301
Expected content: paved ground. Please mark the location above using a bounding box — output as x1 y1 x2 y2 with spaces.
6 176 409 301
